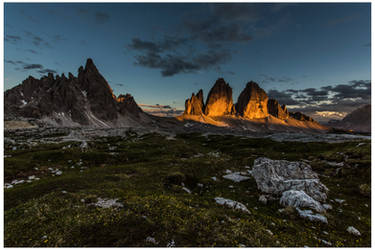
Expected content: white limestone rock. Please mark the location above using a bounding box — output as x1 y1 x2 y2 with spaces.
252 157 328 202
347 226 361 236
214 197 250 214
296 208 328 224
223 172 251 183
259 195 267 204
280 190 325 213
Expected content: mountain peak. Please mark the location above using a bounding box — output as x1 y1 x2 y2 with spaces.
84 58 99 73
204 78 235 116
184 89 205 115
236 80 269 119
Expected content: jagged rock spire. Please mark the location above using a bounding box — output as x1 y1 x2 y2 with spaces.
204 78 235 116
184 89 204 115
268 99 289 120
235 81 269 119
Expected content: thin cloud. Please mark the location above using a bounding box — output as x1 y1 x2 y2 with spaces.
23 64 43 70
37 68 57 74
5 35 21 44
260 74 294 84
95 11 110 23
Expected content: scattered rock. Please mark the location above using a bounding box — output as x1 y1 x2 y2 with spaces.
265 229 273 236
223 172 251 183
334 199 345 204
259 195 267 204
347 226 361 236
323 161 344 167
322 204 332 210
11 180 25 185
214 197 250 214
211 177 218 181
320 239 332 246
80 141 88 150
93 198 123 208
182 187 191 194
167 239 176 247
208 151 220 158
296 208 328 224
280 190 325 213
145 236 158 244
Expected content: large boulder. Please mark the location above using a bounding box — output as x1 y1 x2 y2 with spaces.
204 78 235 116
235 81 269 119
252 157 328 202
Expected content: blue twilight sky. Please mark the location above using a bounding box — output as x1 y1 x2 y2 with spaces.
4 3 371 120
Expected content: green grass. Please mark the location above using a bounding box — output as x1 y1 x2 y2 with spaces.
4 133 371 247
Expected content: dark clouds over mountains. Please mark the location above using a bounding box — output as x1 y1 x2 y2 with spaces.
127 3 288 77
268 80 371 117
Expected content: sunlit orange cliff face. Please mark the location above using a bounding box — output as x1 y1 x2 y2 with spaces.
179 78 327 131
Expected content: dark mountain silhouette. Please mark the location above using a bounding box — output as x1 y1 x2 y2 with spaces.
5 58 150 127
328 104 371 133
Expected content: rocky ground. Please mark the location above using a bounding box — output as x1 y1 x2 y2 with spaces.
4 128 371 247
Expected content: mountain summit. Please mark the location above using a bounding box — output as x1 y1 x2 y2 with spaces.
204 78 235 116
181 78 326 132
236 81 269 119
5 58 149 127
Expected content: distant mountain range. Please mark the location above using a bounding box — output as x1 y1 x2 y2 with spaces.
178 78 327 131
5 58 369 134
5 59 151 128
328 104 371 133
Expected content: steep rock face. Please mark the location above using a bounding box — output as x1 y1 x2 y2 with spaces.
235 81 268 119
204 78 235 116
290 112 315 122
268 99 289 120
340 104 371 133
184 89 204 115
77 58 118 121
5 58 145 127
117 94 143 117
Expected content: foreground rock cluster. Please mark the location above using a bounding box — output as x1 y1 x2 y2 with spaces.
252 157 329 223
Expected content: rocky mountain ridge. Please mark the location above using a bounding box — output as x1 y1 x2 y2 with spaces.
5 59 150 128
181 78 324 131
328 104 371 133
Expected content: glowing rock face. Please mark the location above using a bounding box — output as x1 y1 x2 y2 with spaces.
184 89 204 115
236 81 269 119
204 78 235 116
